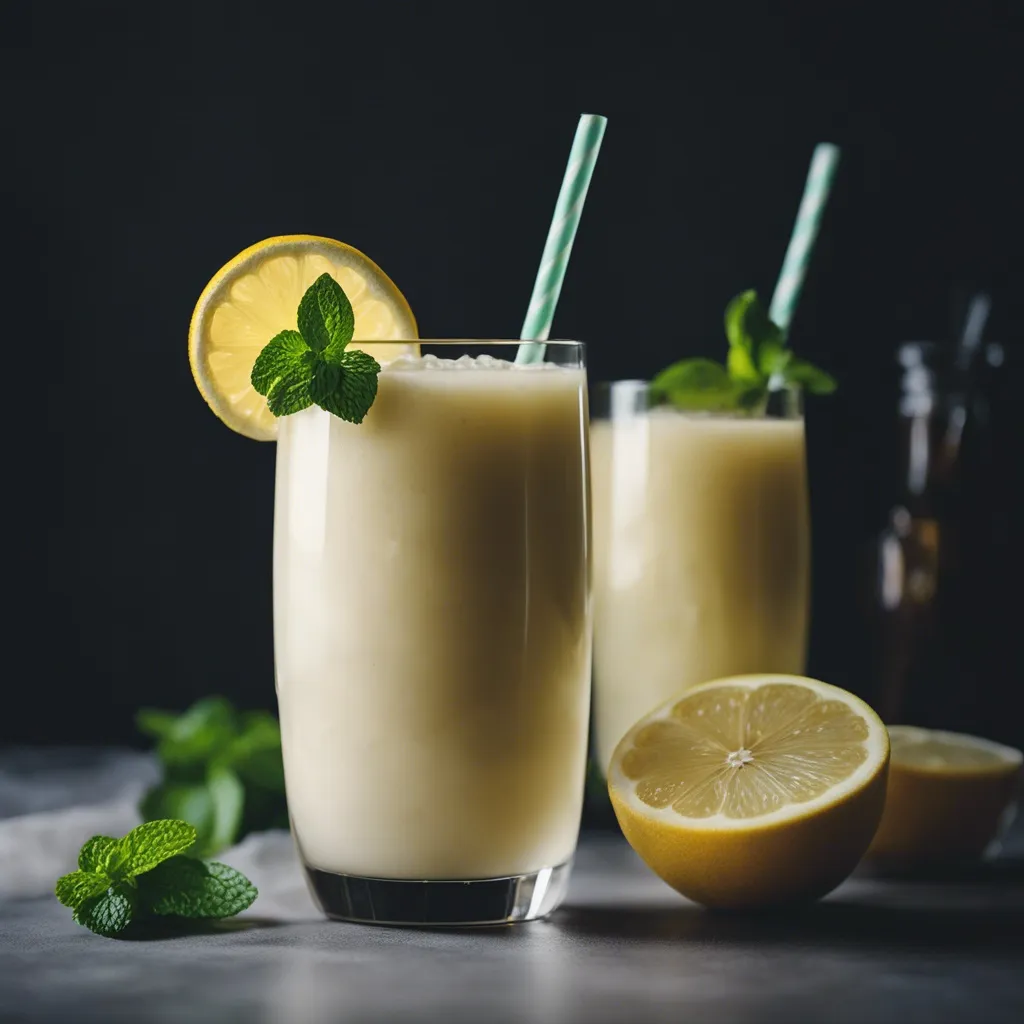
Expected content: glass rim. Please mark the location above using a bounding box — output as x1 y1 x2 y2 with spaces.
592 378 804 420
355 338 584 347
591 378 804 391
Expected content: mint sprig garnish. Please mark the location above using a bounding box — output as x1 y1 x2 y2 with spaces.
250 272 380 424
652 290 836 411
136 697 287 858
55 820 257 939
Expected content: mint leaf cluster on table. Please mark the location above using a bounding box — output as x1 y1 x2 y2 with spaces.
55 821 257 938
251 272 380 423
651 290 836 412
137 697 288 858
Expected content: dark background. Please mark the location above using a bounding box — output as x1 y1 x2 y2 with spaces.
4 1 1022 747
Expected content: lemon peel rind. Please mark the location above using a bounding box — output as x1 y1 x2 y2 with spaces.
886 725 1023 779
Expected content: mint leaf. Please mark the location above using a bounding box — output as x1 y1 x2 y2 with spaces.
725 289 784 385
227 712 285 792
652 288 834 409
724 291 760 383
725 289 784 350
783 358 837 394
140 782 219 855
651 358 747 411
138 698 287 856
73 884 135 938
139 856 258 919
251 330 311 395
147 696 237 768
309 360 342 405
234 749 285 792
118 820 197 877
266 360 316 416
143 769 242 860
314 348 380 424
56 870 111 909
78 835 120 874
652 358 731 394
298 273 355 355
136 709 179 739
226 711 283 763
729 291 786 381
58 819 259 938
250 274 379 424
205 765 245 857
250 331 317 417
758 336 793 383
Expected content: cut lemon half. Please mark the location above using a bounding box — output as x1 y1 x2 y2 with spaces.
608 674 889 908
867 726 1022 867
189 235 419 440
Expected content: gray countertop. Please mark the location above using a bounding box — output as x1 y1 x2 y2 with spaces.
1 749 1022 1023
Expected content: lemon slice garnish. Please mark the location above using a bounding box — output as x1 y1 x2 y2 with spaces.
189 235 418 440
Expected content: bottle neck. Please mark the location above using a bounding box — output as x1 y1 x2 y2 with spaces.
902 413 933 499
893 343 965 517
896 396 964 520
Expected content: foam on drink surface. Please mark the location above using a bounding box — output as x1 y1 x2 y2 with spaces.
383 353 565 373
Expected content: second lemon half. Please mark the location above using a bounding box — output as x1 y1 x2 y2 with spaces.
609 674 890 909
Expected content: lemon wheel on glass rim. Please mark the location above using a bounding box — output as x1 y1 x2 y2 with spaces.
608 674 890 909
188 235 419 441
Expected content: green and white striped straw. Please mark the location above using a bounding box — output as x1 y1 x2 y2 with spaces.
769 142 841 333
515 113 608 365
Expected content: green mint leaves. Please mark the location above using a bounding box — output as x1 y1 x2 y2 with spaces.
55 821 258 938
136 857 259 919
250 273 380 423
137 697 287 858
114 819 198 876
652 290 836 412
648 358 765 412
298 273 356 356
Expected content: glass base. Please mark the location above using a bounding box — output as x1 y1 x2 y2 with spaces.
303 858 573 926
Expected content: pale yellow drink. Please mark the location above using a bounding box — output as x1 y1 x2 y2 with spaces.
273 353 591 880
591 404 810 772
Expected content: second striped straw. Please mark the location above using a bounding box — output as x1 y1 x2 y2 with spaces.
769 142 841 334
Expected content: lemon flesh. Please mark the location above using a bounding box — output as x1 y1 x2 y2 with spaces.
189 235 418 441
868 725 1022 867
609 675 889 908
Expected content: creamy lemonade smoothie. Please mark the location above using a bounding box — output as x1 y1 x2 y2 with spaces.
188 233 595 923
592 394 810 772
274 351 592 881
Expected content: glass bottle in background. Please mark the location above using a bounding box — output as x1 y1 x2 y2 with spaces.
864 340 1002 737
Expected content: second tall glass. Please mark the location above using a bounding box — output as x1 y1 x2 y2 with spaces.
591 381 811 772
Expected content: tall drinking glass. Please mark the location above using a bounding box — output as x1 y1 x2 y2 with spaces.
273 341 591 925
591 381 810 773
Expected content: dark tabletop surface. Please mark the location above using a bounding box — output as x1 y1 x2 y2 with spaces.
1 750 1022 1024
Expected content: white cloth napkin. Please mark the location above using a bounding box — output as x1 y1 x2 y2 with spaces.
0 747 317 918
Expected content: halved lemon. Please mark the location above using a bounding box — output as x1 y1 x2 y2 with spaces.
189 235 418 440
867 725 1022 867
608 674 889 909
